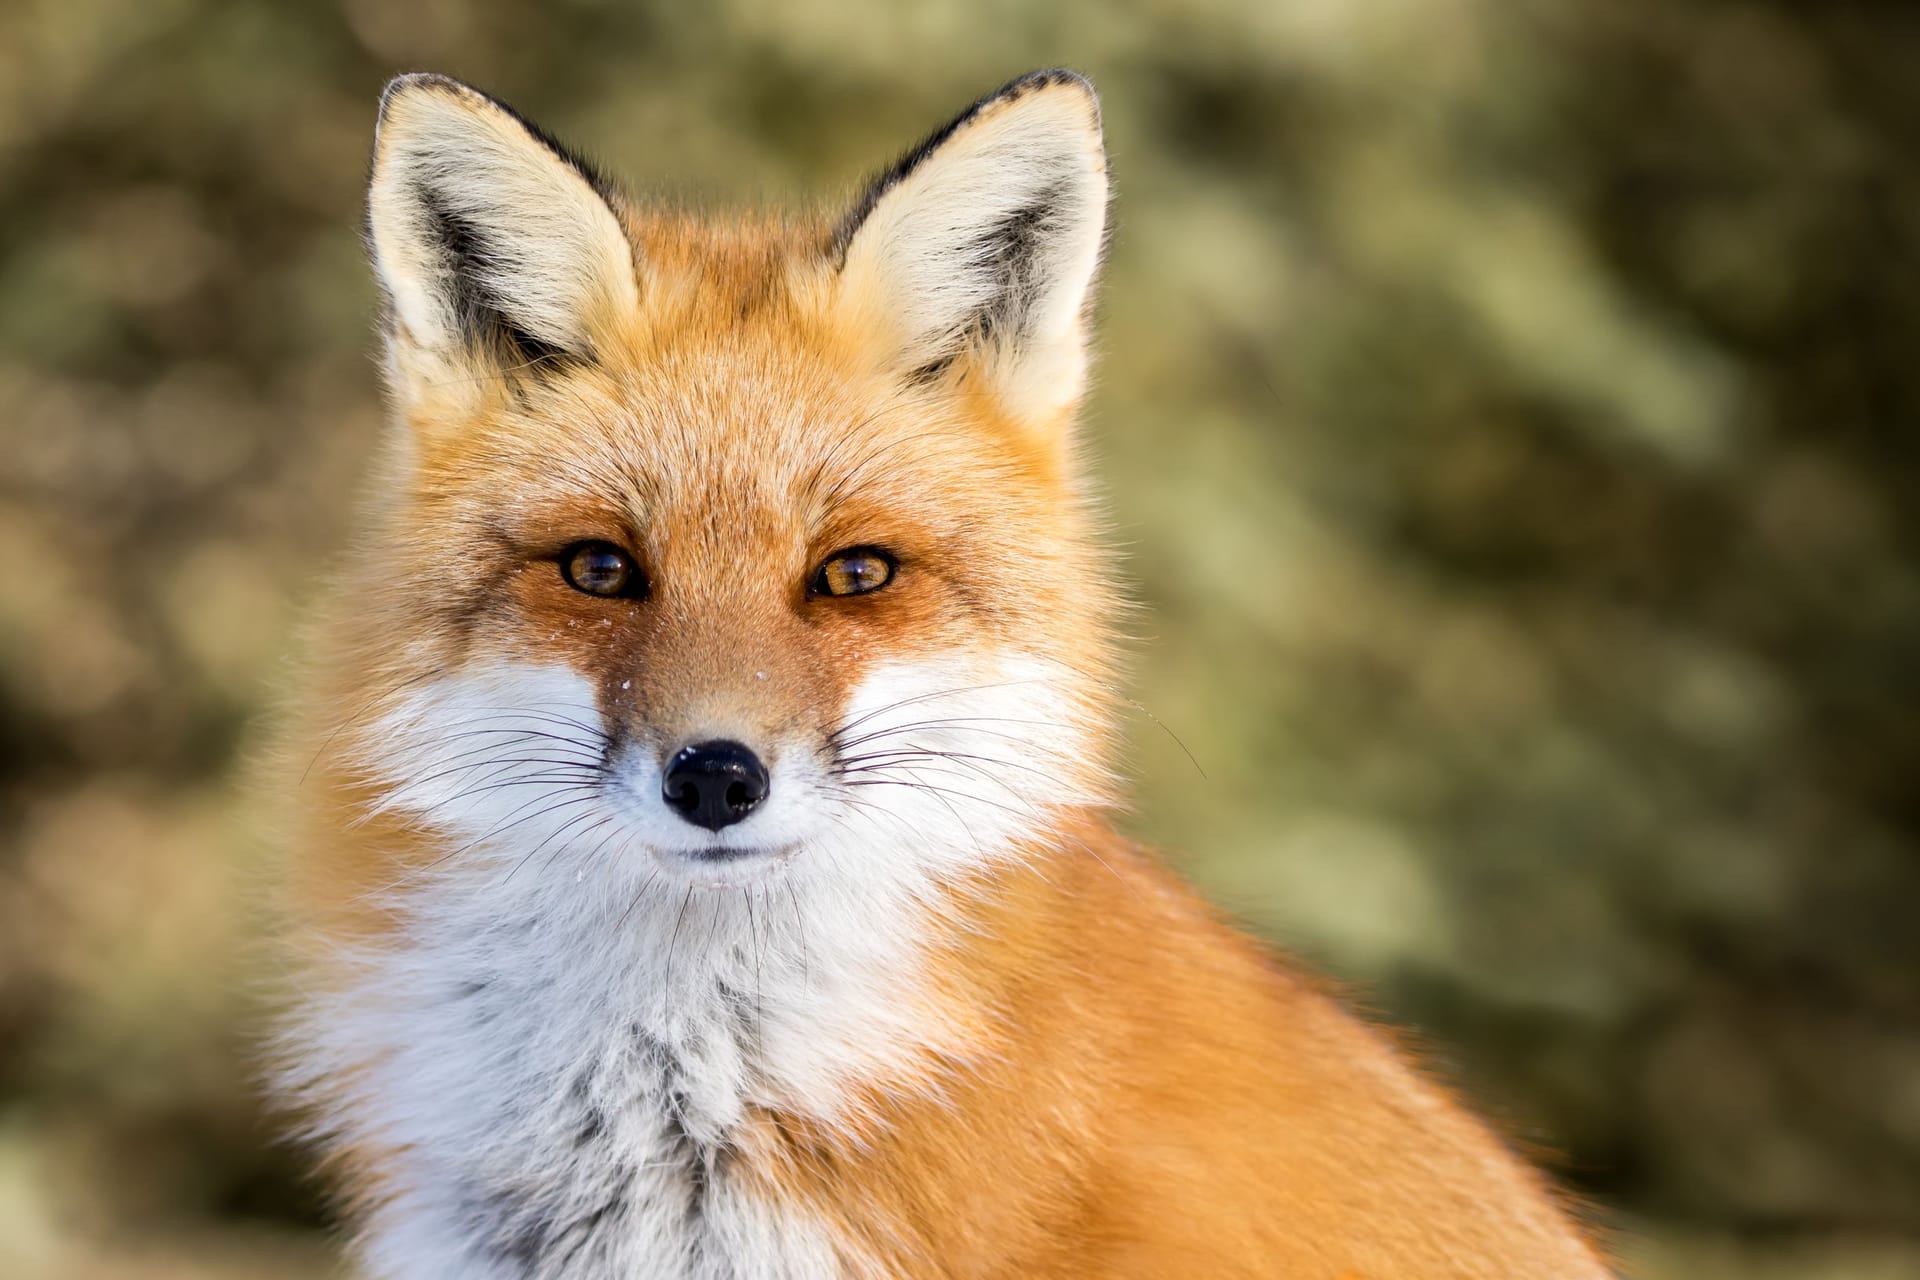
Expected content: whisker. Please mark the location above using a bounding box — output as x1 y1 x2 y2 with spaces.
1126 697 1208 781
406 722 605 752
432 705 611 740
564 819 631 886
834 746 1061 787
819 428 954 509
350 785 600 901
301 664 448 784
414 773 602 806
619 869 662 929
420 791 606 874
392 750 602 791
828 678 1049 743
501 810 611 886
889 751 1046 813
843 777 1037 824
370 758 599 815
833 715 1073 754
874 766 989 861
665 888 696 992
783 881 808 993
745 888 764 1038
843 759 1042 822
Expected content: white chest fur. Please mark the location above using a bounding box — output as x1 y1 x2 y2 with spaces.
286 865 945 1279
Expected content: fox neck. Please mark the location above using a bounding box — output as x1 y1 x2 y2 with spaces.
298 816 1077 1278
383 831 981 1129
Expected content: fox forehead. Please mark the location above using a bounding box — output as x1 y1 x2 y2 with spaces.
411 288 1062 566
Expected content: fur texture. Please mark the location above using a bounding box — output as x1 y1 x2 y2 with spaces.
271 70 1615 1278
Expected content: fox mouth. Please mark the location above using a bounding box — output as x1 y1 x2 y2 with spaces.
655 841 801 886
683 845 780 863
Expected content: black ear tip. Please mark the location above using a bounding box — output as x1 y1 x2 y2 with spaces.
374 72 491 140
985 69 1104 142
827 67 1106 268
369 74 616 203
1006 68 1098 99
378 71 476 114
993 68 1101 120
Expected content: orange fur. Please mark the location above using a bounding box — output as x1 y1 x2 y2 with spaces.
758 825 1610 1276
273 71 1614 1278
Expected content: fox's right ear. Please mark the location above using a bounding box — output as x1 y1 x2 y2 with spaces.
366 74 639 404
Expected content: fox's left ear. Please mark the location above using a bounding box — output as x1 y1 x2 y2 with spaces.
833 71 1109 428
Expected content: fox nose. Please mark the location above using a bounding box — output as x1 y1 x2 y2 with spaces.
662 740 769 832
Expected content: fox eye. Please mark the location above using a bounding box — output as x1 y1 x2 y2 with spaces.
811 547 896 598
561 541 644 598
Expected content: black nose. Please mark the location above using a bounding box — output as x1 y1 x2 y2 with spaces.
662 740 769 832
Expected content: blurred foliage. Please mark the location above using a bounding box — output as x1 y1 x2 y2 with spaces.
1 0 1917 1275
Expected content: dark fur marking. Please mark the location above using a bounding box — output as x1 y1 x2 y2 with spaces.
627 1025 747 1262
907 354 957 385
573 1108 606 1149
969 180 1065 344
466 1070 633 1272
424 526 523 648
892 180 1070 377
661 1084 705 1224
827 68 1094 267
414 181 588 376
568 1070 607 1150
469 1172 634 1274
456 997 769 1271
380 73 623 209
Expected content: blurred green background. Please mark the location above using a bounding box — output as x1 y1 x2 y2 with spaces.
3 0 1918 1276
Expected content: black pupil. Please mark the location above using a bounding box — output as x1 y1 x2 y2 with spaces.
577 549 626 592
829 553 890 595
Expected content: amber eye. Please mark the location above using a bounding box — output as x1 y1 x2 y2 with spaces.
561 541 644 598
811 546 896 598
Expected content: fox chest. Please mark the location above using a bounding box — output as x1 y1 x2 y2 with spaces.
360 991 852 1280
298 836 945 1279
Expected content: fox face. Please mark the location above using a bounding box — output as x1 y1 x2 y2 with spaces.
345 72 1118 904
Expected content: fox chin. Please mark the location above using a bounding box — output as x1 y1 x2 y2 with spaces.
267 69 1614 1280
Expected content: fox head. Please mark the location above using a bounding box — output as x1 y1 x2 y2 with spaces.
334 71 1118 914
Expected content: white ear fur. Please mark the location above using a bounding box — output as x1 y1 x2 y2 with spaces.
367 74 639 378
835 71 1109 424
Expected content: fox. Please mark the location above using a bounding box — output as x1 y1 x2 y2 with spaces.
271 68 1615 1279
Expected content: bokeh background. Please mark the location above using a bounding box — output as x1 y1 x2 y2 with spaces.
3 1 1918 1275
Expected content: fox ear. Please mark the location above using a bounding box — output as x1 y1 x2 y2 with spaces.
367 74 639 395
833 71 1109 426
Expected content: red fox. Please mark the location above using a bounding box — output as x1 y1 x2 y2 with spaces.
273 69 1614 1278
